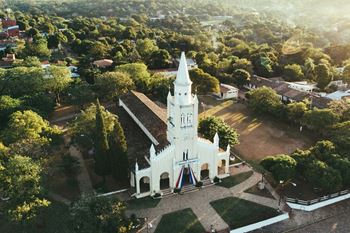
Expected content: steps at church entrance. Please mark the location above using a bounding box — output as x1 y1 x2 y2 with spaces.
161 188 173 197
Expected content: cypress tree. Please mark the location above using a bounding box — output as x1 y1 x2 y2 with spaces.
109 117 129 183
94 99 110 183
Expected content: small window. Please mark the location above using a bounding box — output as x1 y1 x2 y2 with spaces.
187 113 193 126
181 114 185 127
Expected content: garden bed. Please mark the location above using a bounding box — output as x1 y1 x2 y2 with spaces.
154 208 205 233
210 197 279 229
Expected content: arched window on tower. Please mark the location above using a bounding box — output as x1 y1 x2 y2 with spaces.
181 114 185 127
187 113 193 126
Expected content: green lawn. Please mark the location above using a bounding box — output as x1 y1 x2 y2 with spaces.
210 197 279 229
127 197 161 210
155 208 205 233
217 171 253 188
0 201 73 233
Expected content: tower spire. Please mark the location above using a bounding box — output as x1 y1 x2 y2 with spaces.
174 52 192 86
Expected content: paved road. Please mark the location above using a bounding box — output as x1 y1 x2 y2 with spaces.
256 199 350 233
289 209 350 233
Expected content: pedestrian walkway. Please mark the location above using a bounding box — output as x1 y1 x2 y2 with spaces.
238 192 278 209
63 135 93 195
69 145 93 194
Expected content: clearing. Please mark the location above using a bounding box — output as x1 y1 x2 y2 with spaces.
199 96 314 161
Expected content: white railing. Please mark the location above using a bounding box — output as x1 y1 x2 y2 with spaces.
286 189 350 211
230 213 289 233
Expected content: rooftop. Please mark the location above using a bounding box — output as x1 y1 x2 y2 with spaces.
119 91 169 152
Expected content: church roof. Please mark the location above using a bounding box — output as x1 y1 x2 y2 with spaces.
119 91 169 152
174 52 192 86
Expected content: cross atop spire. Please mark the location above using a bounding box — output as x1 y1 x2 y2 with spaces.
174 52 192 86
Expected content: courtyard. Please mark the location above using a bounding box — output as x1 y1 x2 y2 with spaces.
126 166 281 233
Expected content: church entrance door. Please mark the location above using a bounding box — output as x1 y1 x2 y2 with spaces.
182 167 191 185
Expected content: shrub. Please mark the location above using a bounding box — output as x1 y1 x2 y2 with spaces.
195 181 203 188
213 176 220 183
173 188 181 193
153 193 161 198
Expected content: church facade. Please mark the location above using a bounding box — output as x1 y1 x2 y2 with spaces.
119 53 230 198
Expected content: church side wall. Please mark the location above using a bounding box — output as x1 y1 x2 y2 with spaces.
197 139 230 179
150 145 175 194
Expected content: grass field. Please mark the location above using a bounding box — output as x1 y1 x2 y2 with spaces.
154 208 205 233
217 171 254 188
210 197 279 229
199 97 314 161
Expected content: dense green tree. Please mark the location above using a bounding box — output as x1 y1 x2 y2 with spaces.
109 119 128 183
304 160 342 193
329 121 350 156
14 56 42 67
1 67 45 97
67 79 95 109
70 103 116 148
231 68 250 87
93 71 134 101
198 116 239 148
116 63 151 92
310 140 336 162
261 154 297 181
0 155 50 224
22 37 51 59
94 99 111 182
2 110 50 144
0 95 23 128
44 65 72 103
286 101 308 124
342 64 350 84
136 38 158 58
304 58 316 80
70 195 132 233
301 108 339 134
148 49 172 69
315 63 333 90
247 86 282 115
283 64 304 81
189 68 220 94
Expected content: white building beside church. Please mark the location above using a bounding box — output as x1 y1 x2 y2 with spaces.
119 53 230 198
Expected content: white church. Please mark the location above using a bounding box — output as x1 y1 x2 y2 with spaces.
119 52 231 198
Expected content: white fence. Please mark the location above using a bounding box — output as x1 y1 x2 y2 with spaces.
230 213 289 233
286 190 350 211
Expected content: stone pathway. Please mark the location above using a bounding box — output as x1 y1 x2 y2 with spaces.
128 171 269 233
238 192 278 209
69 145 93 194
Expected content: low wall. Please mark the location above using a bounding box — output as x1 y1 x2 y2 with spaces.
230 213 289 233
286 191 350 211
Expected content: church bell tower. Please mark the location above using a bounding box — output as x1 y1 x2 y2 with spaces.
167 52 199 161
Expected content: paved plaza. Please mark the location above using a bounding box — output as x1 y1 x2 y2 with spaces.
127 170 280 233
